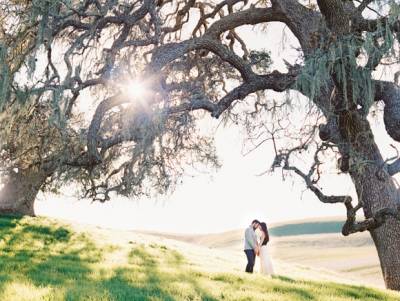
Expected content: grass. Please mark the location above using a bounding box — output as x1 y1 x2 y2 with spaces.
0 216 399 301
269 221 344 237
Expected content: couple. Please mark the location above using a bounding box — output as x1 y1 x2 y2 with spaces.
244 219 274 275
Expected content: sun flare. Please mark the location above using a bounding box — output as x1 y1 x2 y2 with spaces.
123 80 146 100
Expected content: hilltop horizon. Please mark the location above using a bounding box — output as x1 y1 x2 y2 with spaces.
134 215 347 235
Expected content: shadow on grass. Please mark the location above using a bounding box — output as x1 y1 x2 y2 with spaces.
272 286 316 300
107 244 219 301
0 216 218 300
270 275 393 301
321 282 391 300
0 216 85 294
274 275 297 284
0 216 397 301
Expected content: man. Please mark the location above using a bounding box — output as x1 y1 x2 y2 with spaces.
243 219 260 273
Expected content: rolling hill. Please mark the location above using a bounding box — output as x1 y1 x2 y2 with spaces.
140 217 347 249
141 217 383 287
0 215 398 300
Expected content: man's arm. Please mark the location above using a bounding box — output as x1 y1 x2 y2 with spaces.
245 228 257 250
252 230 260 255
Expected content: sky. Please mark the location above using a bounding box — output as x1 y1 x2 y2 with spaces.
33 10 400 234
35 119 351 234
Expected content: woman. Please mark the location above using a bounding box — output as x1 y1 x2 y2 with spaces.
257 222 274 276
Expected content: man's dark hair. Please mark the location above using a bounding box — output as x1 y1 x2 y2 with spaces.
252 219 260 224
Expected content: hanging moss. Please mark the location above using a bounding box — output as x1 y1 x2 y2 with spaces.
0 43 10 111
296 7 400 112
249 49 272 73
31 0 62 46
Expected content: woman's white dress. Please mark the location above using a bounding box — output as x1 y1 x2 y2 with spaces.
259 244 274 275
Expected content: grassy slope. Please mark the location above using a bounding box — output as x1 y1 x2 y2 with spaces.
149 218 383 287
0 216 399 301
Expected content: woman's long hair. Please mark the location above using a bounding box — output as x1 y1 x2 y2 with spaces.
260 222 269 245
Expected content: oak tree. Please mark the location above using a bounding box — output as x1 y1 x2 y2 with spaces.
1 0 400 289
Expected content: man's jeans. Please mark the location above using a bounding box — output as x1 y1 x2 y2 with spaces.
244 249 255 273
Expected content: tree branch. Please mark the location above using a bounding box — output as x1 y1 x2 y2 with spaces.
87 94 131 163
342 206 400 235
356 0 375 13
355 15 400 33
273 141 400 236
387 158 400 176
279 143 353 205
374 80 400 142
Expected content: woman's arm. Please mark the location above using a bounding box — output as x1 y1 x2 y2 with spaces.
256 233 264 255
260 233 265 244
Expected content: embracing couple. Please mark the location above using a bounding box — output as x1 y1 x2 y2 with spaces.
244 219 274 275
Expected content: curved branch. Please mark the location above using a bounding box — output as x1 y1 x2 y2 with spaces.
357 0 375 13
55 0 153 33
167 69 299 119
149 2 320 75
342 206 400 236
205 7 285 39
355 15 400 33
270 0 323 51
374 80 400 142
87 94 131 163
149 6 283 76
280 144 352 204
387 158 400 176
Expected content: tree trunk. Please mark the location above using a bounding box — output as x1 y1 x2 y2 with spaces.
343 113 400 290
0 168 48 216
352 167 400 290
372 219 400 290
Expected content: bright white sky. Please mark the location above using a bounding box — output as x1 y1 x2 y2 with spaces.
34 14 400 234
35 123 349 234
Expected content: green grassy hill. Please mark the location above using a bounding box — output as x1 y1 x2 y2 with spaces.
269 221 343 237
0 216 399 301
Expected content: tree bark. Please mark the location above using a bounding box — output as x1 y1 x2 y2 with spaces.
352 165 400 290
0 168 48 216
371 218 400 290
341 112 400 290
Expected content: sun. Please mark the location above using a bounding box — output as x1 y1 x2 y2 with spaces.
123 79 147 100
113 76 152 106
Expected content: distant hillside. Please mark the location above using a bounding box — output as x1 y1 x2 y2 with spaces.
142 218 347 249
269 221 344 237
